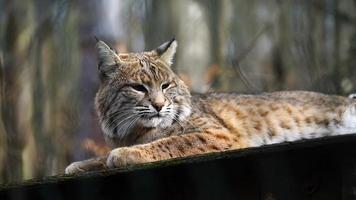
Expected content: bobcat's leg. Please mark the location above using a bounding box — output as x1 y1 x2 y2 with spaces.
65 155 108 174
107 131 244 168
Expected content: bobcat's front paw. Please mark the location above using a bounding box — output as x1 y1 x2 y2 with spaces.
65 156 108 174
107 147 151 168
65 161 86 174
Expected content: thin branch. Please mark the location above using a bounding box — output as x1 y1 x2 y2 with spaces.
231 24 271 93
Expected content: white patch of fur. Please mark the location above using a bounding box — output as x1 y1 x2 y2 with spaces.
178 104 192 121
333 105 356 134
348 93 356 99
158 105 174 128
139 117 161 128
159 117 174 128
145 103 191 128
160 41 177 66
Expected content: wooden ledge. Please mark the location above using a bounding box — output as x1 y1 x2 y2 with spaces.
1 134 356 200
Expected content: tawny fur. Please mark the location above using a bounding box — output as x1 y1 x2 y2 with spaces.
65 39 356 174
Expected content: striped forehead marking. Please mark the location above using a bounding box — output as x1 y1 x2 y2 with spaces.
135 55 170 86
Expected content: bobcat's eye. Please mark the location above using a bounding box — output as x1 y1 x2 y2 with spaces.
131 84 148 93
161 83 170 90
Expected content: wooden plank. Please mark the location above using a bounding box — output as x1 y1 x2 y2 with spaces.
1 134 356 200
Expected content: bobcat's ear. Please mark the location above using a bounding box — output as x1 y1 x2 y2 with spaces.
96 39 120 78
155 38 177 66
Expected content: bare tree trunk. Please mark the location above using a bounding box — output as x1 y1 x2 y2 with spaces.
201 0 227 90
171 0 211 92
1 9 25 182
0 49 7 183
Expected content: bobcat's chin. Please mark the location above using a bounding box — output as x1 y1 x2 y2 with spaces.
139 116 173 128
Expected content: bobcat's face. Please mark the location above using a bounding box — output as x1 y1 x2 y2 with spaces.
95 39 191 141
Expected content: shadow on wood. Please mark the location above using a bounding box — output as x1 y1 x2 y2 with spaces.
1 134 356 200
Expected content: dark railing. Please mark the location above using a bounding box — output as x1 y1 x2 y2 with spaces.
1 134 356 200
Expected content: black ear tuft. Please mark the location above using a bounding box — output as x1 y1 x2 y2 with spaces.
94 36 100 42
155 38 178 66
156 37 175 56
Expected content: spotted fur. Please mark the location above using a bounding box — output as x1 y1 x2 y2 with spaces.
65 39 356 174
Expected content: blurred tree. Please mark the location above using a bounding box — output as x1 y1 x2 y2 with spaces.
0 0 28 182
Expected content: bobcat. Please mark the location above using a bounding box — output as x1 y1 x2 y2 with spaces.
65 38 356 174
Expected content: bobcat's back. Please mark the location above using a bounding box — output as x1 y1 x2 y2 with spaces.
191 91 356 147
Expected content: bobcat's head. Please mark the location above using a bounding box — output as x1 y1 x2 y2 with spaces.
95 39 191 143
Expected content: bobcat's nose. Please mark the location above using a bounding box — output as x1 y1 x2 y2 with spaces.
152 103 164 112
151 92 165 112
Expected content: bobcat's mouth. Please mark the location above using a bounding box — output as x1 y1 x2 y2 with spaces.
138 112 173 128
140 112 162 121
139 116 165 128
135 104 191 128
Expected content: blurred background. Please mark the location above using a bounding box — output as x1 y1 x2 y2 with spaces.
0 0 355 184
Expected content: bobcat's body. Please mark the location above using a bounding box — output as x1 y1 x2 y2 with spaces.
65 39 356 174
